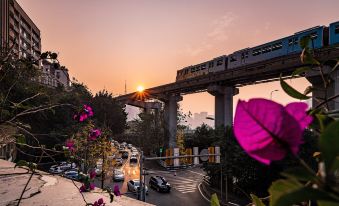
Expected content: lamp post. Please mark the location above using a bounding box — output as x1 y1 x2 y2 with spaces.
270 89 279 100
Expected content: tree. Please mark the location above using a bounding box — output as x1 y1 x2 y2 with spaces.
92 90 127 135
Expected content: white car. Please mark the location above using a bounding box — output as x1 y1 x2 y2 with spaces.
127 179 148 195
49 166 63 174
113 169 125 181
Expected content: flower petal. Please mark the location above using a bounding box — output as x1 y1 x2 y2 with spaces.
234 98 304 164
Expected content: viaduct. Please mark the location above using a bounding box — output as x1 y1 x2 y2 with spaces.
115 47 339 147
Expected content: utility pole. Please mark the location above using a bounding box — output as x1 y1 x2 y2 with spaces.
139 151 143 200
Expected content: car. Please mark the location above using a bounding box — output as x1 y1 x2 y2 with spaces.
49 166 62 173
130 156 138 164
64 170 80 180
149 176 171 192
113 169 125 181
127 144 132 149
115 158 123 166
127 179 148 195
122 152 129 159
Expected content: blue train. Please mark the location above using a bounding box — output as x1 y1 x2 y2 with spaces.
176 21 339 81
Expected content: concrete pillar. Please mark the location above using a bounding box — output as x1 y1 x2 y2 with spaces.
163 94 183 148
208 85 239 128
306 67 339 110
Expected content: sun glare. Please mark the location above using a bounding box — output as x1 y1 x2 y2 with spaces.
137 85 144 92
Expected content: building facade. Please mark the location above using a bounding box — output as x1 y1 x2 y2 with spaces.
40 60 71 89
0 0 41 60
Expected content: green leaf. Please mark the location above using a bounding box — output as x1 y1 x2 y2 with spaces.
15 160 28 168
251 194 265 206
319 121 339 173
269 179 338 206
301 49 320 65
303 86 313 95
300 36 311 49
315 114 335 132
280 76 310 100
15 134 26 144
291 66 311 78
210 193 220 206
281 167 317 182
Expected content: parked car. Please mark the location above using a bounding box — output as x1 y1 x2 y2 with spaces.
122 152 129 159
64 170 80 180
49 166 63 174
149 176 171 192
113 169 125 181
127 179 148 195
115 158 123 166
130 156 138 164
127 144 132 149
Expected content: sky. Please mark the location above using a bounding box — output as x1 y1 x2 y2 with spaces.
19 0 339 117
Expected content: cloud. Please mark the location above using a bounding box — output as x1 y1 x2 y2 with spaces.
208 13 236 41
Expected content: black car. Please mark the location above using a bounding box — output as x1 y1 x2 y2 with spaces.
149 176 171 192
122 152 129 159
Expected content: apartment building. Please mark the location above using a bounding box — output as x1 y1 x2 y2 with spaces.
40 59 71 89
0 0 41 60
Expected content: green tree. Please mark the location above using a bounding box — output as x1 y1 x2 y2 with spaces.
92 90 127 135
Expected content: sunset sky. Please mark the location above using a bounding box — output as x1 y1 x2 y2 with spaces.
19 0 339 117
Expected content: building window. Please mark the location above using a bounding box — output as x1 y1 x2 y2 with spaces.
208 61 214 68
217 59 223 65
201 64 206 70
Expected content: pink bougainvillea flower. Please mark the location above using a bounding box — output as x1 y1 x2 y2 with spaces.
65 139 75 152
88 129 101 141
79 185 86 192
83 104 94 117
93 198 105 206
114 185 121 197
233 98 312 165
89 183 95 190
89 170 96 179
73 104 94 122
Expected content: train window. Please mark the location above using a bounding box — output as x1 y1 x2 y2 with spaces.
335 25 339 34
230 56 237 62
217 59 223 65
208 61 214 68
252 48 261 56
310 32 318 39
201 64 206 70
272 42 282 51
262 45 272 54
288 39 293 46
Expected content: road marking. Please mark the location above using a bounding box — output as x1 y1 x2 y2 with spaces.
198 182 210 203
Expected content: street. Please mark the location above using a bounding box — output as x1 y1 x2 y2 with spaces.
94 149 209 206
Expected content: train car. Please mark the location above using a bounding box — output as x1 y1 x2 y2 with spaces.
175 55 227 81
228 26 325 69
329 21 339 45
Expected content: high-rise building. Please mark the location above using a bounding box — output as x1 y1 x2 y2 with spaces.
0 0 41 60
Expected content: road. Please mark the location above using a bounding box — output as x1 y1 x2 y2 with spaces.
93 148 209 206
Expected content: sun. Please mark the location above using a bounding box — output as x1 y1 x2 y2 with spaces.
136 85 144 92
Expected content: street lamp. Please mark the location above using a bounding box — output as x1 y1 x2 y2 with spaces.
270 89 279 100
